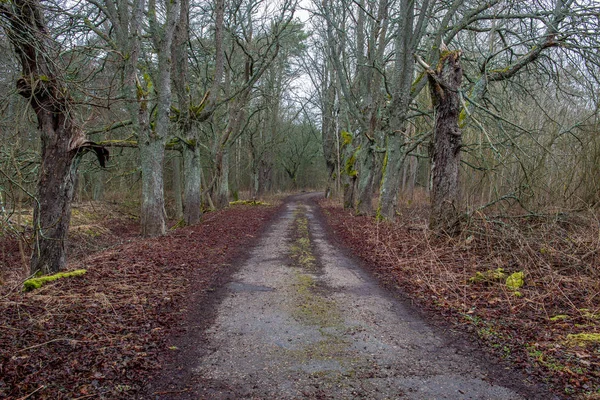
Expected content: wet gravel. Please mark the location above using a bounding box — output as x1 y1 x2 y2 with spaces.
180 194 533 399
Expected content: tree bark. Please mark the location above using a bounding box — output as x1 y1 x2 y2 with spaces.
321 60 337 198
139 0 179 236
341 132 357 209
182 142 202 224
377 0 413 221
30 119 79 274
171 0 204 225
172 154 183 219
378 130 404 219
139 138 167 235
214 147 230 209
93 170 104 201
427 50 463 234
3 0 107 274
355 138 375 216
105 0 157 234
258 158 272 198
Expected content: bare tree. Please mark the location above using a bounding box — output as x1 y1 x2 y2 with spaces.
418 49 463 233
172 0 225 225
1 0 108 273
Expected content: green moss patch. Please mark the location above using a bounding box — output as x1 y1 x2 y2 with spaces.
506 271 524 290
23 269 87 292
580 309 599 320
550 315 569 321
564 333 600 348
229 200 271 206
290 210 316 271
289 208 342 328
468 268 507 284
292 273 342 327
341 130 353 146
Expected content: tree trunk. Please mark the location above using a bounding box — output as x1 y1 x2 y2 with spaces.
214 147 230 209
31 122 79 274
172 154 183 219
378 131 404 219
377 0 413 220
250 167 258 199
110 0 158 234
401 155 408 193
427 50 463 234
322 62 337 198
343 177 357 209
182 143 202 224
248 143 258 199
355 137 375 216
341 132 357 209
171 0 204 225
140 138 167 236
258 158 272 197
4 0 107 274
408 155 417 200
139 0 179 236
93 170 104 201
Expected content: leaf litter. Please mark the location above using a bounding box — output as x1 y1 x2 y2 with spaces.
0 203 277 399
320 198 600 399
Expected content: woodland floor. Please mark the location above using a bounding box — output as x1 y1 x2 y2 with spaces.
0 194 598 399
321 197 600 400
0 201 278 399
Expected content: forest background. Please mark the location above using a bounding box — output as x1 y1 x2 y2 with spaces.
1 0 600 397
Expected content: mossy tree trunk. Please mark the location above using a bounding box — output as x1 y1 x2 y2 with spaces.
171 0 205 225
341 132 357 209
139 0 179 237
321 62 338 199
355 135 375 216
427 50 463 234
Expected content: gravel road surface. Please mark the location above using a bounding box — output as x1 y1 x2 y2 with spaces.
178 193 535 399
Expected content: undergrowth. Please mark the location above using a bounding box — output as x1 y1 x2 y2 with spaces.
321 197 600 399
0 202 277 399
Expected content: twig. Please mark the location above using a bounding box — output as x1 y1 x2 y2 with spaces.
153 388 190 395
72 393 103 400
17 338 79 353
17 385 45 400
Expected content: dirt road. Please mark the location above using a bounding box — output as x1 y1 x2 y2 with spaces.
154 193 542 399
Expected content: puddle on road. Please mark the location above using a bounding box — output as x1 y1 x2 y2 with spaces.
227 281 276 292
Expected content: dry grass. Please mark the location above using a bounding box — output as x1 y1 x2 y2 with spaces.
0 201 139 286
322 197 600 399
